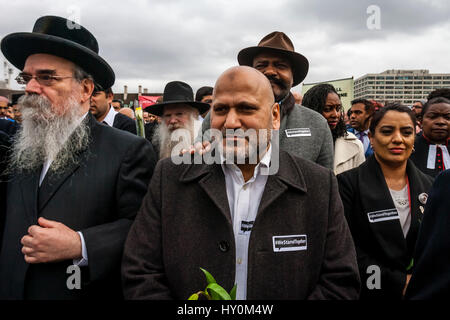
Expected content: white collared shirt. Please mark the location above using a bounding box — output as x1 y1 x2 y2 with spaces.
221 145 272 300
102 105 118 127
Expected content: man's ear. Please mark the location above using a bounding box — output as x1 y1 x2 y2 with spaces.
272 103 280 130
80 79 95 104
106 92 114 104
368 131 374 148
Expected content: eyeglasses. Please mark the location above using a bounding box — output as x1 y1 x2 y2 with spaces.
15 73 74 86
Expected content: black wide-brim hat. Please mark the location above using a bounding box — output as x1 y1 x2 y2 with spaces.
145 81 210 117
1 15 115 89
237 31 309 87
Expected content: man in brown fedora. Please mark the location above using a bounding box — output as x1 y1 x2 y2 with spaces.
0 15 156 300
146 81 209 159
198 31 333 170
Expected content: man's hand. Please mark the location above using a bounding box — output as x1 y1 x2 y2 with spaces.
180 140 212 156
21 217 82 264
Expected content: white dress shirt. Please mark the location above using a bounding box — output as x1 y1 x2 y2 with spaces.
221 145 272 300
102 105 118 127
39 112 89 266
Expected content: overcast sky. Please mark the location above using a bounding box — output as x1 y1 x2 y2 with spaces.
1 0 450 95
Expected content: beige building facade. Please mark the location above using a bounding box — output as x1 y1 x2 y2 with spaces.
354 69 450 105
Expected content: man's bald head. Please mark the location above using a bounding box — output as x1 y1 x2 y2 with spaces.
119 107 135 119
210 65 280 166
0 96 11 118
0 96 9 106
213 66 275 108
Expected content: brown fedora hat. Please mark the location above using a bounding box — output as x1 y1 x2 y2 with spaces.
237 31 309 87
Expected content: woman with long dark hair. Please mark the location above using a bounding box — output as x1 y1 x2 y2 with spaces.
337 104 433 299
302 84 365 174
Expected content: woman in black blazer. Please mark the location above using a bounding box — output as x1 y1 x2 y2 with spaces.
337 104 433 299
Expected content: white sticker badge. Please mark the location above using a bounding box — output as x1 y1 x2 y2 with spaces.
285 128 311 138
367 208 399 223
272 235 307 252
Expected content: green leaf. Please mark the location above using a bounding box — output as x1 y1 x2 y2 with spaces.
229 284 237 300
206 283 231 300
203 290 212 300
406 258 414 271
188 293 199 300
200 267 217 284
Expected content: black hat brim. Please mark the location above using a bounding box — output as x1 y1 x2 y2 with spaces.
237 46 309 87
144 100 210 117
1 32 115 89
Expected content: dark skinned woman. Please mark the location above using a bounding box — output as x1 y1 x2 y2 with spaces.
410 97 450 178
302 84 365 175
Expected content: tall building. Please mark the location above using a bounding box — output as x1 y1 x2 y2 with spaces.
354 69 450 105
302 77 354 110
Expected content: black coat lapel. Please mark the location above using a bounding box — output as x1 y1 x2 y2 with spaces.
18 169 40 224
37 113 95 212
180 162 232 225
404 160 433 255
37 159 82 212
199 165 232 225
257 151 306 217
358 156 407 263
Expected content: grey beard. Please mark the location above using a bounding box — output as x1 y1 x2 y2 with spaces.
9 94 90 175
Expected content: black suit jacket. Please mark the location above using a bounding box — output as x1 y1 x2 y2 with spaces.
406 170 450 299
337 156 433 299
113 112 136 135
0 113 156 300
0 119 18 137
0 130 11 249
410 132 448 178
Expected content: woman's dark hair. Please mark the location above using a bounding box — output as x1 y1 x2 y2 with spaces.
369 103 416 135
421 97 450 117
302 83 347 141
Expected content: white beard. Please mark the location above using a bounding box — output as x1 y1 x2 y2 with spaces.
152 114 201 159
9 94 90 175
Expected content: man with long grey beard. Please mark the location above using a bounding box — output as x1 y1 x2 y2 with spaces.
145 81 209 159
0 16 156 300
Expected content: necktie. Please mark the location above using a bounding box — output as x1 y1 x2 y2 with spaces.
358 131 365 143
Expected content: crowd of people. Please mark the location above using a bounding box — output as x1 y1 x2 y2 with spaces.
0 15 449 300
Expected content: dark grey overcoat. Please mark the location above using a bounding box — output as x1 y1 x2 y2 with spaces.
122 150 360 300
